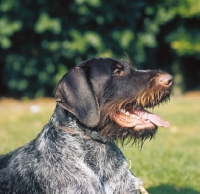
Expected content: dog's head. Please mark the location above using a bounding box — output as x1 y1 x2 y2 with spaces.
55 58 172 143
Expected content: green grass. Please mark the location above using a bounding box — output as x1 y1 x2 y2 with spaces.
0 97 200 193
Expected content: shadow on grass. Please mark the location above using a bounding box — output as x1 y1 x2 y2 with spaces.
148 185 200 194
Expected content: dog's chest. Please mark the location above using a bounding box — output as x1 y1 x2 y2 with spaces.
81 140 125 177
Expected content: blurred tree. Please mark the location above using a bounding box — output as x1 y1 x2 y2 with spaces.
143 0 200 94
0 0 200 98
0 0 148 97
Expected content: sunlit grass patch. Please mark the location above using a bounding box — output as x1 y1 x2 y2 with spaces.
0 98 55 153
121 96 200 193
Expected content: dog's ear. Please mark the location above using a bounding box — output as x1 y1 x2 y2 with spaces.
55 66 100 128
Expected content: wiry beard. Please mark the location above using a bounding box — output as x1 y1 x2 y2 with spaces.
97 80 171 147
97 99 157 147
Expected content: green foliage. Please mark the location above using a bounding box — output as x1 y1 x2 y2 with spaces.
34 12 61 34
0 0 200 97
0 0 22 48
112 30 135 49
0 18 22 48
146 0 200 57
175 0 200 18
167 28 200 56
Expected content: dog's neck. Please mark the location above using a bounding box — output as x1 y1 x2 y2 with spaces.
50 103 107 143
50 103 77 128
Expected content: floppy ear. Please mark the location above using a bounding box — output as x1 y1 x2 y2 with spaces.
55 66 100 128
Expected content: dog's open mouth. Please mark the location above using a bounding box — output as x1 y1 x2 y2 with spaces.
112 108 169 131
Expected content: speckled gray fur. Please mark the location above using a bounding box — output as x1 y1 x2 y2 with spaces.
0 104 142 193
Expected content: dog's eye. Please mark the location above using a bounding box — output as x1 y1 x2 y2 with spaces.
112 65 124 76
113 69 122 75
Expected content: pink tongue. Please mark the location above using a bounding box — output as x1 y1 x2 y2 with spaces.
133 110 170 127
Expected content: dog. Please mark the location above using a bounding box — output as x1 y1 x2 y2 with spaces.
0 58 172 194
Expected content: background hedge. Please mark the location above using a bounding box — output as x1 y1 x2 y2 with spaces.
0 0 200 98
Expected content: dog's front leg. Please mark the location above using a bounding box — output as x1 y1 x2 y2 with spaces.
104 164 145 194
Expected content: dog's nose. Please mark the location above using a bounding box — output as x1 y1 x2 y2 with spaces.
159 74 173 87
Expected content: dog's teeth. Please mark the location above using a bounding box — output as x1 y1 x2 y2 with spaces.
146 120 150 123
120 109 126 113
125 111 130 115
131 115 136 118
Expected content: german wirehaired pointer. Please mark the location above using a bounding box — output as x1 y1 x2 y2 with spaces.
0 58 172 194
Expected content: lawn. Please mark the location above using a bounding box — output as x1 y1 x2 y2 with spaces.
0 96 199 194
